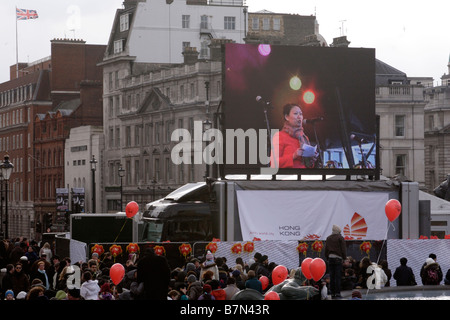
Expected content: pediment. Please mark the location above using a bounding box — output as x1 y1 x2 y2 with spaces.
138 87 171 114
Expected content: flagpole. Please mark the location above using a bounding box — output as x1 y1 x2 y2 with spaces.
15 6 19 79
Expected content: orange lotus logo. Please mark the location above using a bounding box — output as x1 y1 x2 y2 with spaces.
343 212 368 239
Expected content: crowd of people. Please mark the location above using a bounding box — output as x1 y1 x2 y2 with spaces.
1 236 450 301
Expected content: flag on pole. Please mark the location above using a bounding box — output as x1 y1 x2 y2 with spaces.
16 8 39 20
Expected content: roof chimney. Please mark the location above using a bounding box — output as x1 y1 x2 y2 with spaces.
182 47 199 64
331 36 351 47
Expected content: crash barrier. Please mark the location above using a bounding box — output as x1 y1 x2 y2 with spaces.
73 240 388 271
54 239 450 288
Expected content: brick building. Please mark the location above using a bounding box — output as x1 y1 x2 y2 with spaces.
0 39 105 240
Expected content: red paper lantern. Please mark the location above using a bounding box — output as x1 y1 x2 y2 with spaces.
231 243 242 254
296 242 308 256
91 244 104 256
179 243 192 258
109 244 123 258
312 240 323 254
360 241 372 255
126 243 140 254
153 245 166 256
243 241 254 253
206 242 218 254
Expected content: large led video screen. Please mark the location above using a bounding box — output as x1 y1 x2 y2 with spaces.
222 43 377 176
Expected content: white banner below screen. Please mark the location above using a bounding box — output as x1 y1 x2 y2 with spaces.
236 190 389 241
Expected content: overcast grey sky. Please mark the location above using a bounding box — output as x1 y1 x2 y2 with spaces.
1 0 449 84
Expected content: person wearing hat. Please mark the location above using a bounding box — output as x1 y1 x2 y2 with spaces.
200 251 219 281
324 224 347 299
256 255 270 278
198 284 215 300
4 290 15 300
186 274 203 300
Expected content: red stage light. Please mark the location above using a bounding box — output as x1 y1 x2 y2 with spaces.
303 91 315 104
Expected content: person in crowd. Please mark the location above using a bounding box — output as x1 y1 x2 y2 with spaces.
341 268 357 291
30 260 50 291
4 289 15 300
198 284 215 300
356 257 372 289
224 277 240 300
245 270 262 293
186 274 203 300
324 224 347 298
80 270 100 300
209 279 226 300
256 255 271 278
137 247 171 300
39 242 52 263
200 251 219 281
393 257 417 286
379 260 392 287
11 262 29 296
25 246 39 266
99 282 115 300
1 264 14 299
421 257 443 285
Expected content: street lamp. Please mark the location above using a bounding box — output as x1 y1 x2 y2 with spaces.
90 155 97 213
0 154 14 239
118 165 125 211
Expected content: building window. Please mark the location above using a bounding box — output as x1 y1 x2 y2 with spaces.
395 115 405 137
428 115 435 131
155 122 160 144
125 126 131 146
262 18 270 30
273 18 281 30
182 15 190 28
135 125 141 146
251 18 259 30
120 14 129 32
114 40 124 54
224 16 236 30
135 160 140 184
154 158 160 181
200 41 209 58
201 15 208 29
126 161 131 185
395 154 406 176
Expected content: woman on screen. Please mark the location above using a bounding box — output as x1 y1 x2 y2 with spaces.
270 103 318 168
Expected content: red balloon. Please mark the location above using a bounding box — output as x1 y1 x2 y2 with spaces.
310 258 326 282
264 291 280 300
126 201 139 218
385 199 401 222
260 276 269 290
110 263 125 285
301 258 313 279
272 265 288 285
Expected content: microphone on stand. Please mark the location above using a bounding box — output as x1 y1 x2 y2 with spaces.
255 96 272 108
350 133 368 144
303 117 324 125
